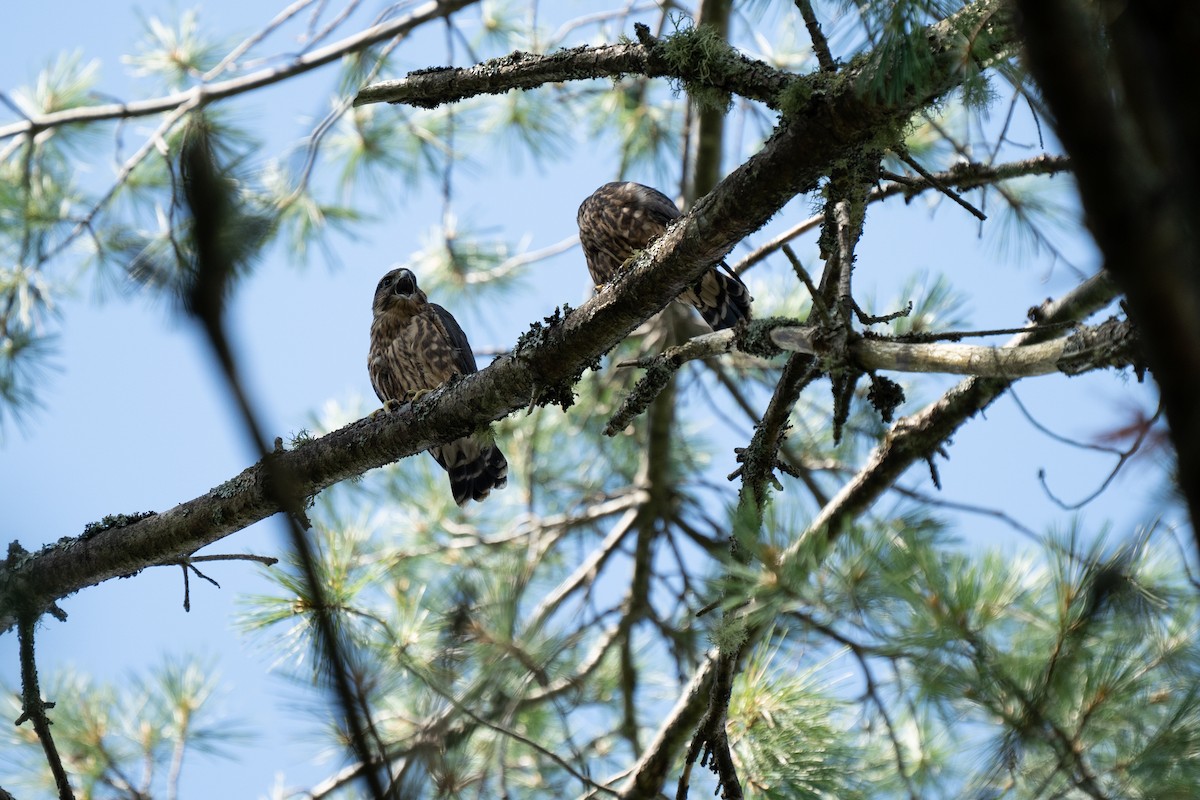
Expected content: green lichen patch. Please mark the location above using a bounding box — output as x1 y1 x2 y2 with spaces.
513 303 593 411
735 317 793 359
514 303 574 353
656 20 735 113
776 69 839 117
82 511 157 539
604 355 679 436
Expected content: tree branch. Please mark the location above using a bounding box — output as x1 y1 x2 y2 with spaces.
771 316 1140 377
355 31 795 110
16 616 74 800
781 270 1121 557
0 0 1017 639
732 154 1072 275
0 0 477 142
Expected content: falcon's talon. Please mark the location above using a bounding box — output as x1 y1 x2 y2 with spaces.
370 398 405 417
402 388 432 404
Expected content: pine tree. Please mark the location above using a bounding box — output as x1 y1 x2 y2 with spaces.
0 2 1194 798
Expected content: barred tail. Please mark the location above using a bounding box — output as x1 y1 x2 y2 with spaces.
683 265 752 331
431 433 508 506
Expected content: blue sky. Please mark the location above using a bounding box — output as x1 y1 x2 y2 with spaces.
0 1 1166 796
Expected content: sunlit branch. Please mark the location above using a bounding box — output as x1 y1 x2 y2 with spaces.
772 316 1139 377
0 0 478 142
781 270 1121 560
200 0 323 81
611 314 1137 381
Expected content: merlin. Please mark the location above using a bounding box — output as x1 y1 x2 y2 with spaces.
369 267 507 505
577 181 752 330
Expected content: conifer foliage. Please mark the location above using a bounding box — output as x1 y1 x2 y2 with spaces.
0 2 1194 799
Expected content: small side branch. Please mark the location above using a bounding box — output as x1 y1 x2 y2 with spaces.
771 316 1140 378
794 0 836 72
679 653 743 800
606 331 737 435
732 155 1071 275
16 616 74 800
354 34 796 110
892 149 987 221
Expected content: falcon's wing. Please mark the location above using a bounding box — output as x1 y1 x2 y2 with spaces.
577 182 684 285
431 303 479 376
626 182 680 226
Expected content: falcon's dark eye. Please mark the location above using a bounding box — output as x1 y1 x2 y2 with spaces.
379 275 393 290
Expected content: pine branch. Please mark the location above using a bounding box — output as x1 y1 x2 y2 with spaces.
0 0 1018 637
355 28 795 110
16 617 74 800
732 154 1073 275
610 315 1136 390
607 271 1120 800
358 0 1013 112
783 270 1121 556
772 316 1141 377
0 0 476 142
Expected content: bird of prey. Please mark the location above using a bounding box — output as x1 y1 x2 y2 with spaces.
369 267 507 505
577 181 752 330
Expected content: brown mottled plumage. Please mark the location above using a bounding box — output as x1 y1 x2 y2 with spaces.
576 181 752 330
369 267 507 505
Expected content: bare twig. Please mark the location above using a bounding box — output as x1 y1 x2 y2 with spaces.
1027 397 1162 511
893 148 987 221
16 616 74 800
731 155 1072 275
201 0 322 81
781 244 830 321
525 500 644 631
890 484 1043 543
794 0 836 71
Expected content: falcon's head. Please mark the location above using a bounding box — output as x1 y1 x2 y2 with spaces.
373 267 427 318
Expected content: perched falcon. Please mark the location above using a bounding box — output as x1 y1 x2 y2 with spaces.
369 267 507 505
577 181 752 330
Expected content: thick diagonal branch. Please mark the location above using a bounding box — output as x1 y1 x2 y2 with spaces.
0 0 1015 636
